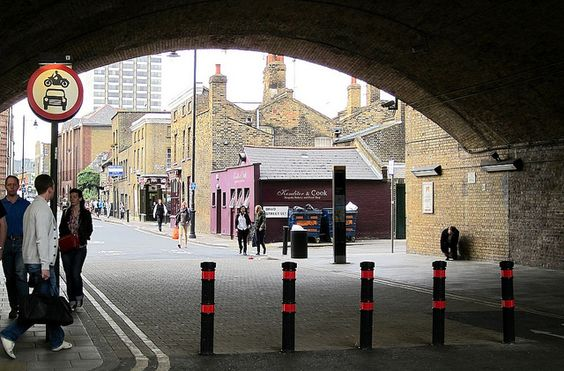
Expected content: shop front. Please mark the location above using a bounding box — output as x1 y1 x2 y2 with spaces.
138 175 168 221
210 155 390 242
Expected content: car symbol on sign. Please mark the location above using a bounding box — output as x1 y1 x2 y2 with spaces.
43 88 67 111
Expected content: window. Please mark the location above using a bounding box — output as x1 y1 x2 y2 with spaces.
236 189 244 208
243 188 250 208
314 137 332 147
222 192 227 208
211 193 216 207
229 189 236 208
166 148 171 169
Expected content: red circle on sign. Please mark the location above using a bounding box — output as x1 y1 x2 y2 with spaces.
26 64 83 122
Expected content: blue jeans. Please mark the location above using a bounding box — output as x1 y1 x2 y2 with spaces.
61 247 87 302
1 239 28 310
0 265 65 349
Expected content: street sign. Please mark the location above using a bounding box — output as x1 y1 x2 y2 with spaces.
26 64 83 122
264 206 288 218
190 182 197 190
108 165 124 177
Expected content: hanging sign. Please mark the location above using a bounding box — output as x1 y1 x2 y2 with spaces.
26 64 83 122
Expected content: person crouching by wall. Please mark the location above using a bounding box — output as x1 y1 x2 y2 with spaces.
254 205 267 255
59 188 93 311
440 226 459 261
235 206 252 255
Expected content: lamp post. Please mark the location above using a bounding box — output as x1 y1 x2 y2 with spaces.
21 115 38 199
189 49 197 238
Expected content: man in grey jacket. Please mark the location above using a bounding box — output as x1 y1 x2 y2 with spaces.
1 174 72 359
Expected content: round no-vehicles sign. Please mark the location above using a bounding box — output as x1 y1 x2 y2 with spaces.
27 64 83 122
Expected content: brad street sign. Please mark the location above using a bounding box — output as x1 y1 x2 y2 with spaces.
27 64 83 122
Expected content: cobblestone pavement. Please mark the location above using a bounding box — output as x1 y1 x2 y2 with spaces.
1 216 563 370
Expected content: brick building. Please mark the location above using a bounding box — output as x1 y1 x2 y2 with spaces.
34 141 51 176
58 105 115 199
168 56 340 233
405 106 564 269
108 112 171 220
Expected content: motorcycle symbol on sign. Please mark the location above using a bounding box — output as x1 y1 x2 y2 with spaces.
43 71 69 88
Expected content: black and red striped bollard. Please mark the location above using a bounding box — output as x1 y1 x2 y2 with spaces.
281 261 297 352
432 260 447 345
200 262 216 355
500 261 515 343
359 261 375 349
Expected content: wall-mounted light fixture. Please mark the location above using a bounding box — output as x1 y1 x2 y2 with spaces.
480 158 523 172
411 165 441 177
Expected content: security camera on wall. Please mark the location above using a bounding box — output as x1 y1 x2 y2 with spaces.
381 98 398 110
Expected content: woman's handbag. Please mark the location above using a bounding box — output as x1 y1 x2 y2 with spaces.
58 234 80 253
171 226 179 240
19 289 74 326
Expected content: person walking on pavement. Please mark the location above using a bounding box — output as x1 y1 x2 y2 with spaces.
235 205 252 255
440 226 460 261
153 198 168 232
59 188 93 311
175 201 190 248
1 174 73 359
254 205 267 255
0 175 30 319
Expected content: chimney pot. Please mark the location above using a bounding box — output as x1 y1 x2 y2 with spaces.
351 77 357 84
215 64 221 75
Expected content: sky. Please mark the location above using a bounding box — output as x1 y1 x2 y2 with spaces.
12 49 392 158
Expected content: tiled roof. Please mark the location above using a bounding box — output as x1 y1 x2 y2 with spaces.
244 146 382 180
81 105 117 126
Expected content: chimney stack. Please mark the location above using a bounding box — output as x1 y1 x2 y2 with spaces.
209 63 227 108
346 76 361 114
263 54 287 103
366 84 380 105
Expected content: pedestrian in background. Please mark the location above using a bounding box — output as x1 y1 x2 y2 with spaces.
153 198 167 232
0 176 30 319
235 205 251 255
59 188 93 311
440 226 459 261
175 201 190 248
1 174 72 359
254 205 267 255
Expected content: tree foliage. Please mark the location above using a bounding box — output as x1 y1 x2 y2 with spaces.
77 167 100 200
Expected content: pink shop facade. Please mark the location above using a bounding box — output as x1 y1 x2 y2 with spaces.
209 163 391 242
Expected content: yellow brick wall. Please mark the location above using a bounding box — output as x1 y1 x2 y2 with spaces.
405 106 510 261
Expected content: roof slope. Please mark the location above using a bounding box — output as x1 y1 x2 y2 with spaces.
244 146 382 180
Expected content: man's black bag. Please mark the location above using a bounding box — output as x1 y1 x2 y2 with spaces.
19 293 74 326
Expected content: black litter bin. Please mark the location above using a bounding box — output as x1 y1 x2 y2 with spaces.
291 229 308 258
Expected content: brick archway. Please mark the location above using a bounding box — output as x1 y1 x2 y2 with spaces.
1 0 563 151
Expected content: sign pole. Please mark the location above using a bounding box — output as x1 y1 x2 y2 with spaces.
27 61 83 289
388 160 395 254
50 120 60 286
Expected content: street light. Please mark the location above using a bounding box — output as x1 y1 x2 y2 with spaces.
21 115 38 199
166 49 197 238
189 49 197 239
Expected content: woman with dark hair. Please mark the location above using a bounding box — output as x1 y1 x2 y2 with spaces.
59 188 93 311
235 206 252 255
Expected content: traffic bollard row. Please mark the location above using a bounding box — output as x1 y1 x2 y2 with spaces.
500 261 515 343
200 262 216 355
281 261 297 352
198 259 516 354
432 260 447 345
359 261 375 349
